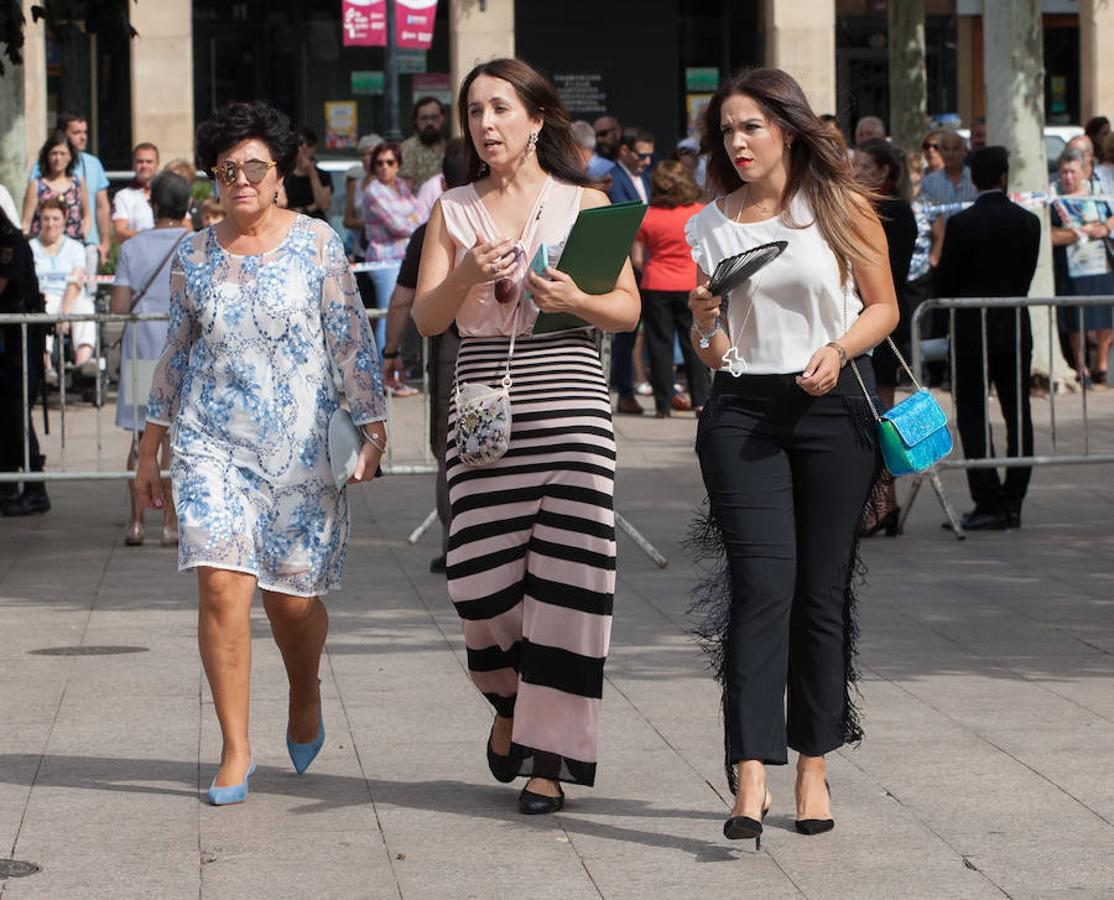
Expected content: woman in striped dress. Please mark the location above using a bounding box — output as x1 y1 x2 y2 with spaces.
413 58 640 815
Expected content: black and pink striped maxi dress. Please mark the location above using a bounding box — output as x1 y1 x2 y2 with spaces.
440 179 616 787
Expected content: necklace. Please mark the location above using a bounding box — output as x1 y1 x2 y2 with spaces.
732 184 776 222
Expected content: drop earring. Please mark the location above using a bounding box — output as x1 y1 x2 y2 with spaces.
526 131 539 158
273 190 279 202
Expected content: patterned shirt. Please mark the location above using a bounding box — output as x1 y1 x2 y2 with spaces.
398 135 446 189
360 178 425 262
907 201 933 281
30 176 86 241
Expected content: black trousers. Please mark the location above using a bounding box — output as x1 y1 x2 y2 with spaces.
954 343 1034 514
641 289 711 413
695 363 880 768
0 332 45 485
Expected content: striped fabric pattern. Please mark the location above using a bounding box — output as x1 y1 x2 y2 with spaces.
446 330 616 787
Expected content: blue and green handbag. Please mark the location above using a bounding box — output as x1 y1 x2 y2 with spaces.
850 340 953 477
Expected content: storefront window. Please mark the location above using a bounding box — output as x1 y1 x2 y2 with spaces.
193 0 450 157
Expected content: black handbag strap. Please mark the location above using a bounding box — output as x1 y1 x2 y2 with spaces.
843 282 921 422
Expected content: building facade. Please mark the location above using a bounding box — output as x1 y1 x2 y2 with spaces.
8 0 1114 182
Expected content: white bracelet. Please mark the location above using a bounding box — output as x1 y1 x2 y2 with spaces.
693 317 720 349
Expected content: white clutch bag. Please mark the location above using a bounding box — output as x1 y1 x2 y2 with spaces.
327 408 364 490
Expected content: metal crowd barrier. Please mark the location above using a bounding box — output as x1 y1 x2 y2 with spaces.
905 295 1114 539
0 307 434 484
0 308 670 567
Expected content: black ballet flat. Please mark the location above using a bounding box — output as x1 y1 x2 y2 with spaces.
486 728 523 784
795 779 834 835
518 783 564 815
723 794 771 849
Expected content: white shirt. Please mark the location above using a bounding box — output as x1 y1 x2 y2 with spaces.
684 195 864 374
31 235 87 299
0 184 18 224
112 185 155 235
415 173 445 219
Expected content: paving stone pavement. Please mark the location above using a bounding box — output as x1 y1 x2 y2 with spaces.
1 389 1113 899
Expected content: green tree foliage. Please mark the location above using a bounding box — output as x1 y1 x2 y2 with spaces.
0 1 135 75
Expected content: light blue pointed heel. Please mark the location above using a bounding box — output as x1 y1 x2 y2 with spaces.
207 759 256 806
287 715 325 775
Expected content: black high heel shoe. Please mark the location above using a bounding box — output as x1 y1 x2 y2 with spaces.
723 791 772 849
795 779 834 835
860 507 900 538
486 723 524 784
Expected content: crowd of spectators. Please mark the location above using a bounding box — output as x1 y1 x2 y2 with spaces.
6 98 1112 529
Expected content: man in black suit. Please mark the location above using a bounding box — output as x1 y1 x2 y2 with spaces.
934 146 1042 530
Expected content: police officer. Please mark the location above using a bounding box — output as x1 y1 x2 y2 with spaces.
0 205 50 516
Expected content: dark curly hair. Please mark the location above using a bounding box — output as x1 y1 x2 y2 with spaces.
37 130 78 178
195 101 298 178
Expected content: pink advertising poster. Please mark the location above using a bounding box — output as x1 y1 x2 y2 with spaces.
396 0 438 50
342 0 386 47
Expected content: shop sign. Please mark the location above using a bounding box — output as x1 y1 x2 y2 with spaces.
351 71 385 95
685 67 719 92
325 101 358 149
396 0 438 50
411 73 452 108
342 0 386 47
397 50 427 73
553 74 607 116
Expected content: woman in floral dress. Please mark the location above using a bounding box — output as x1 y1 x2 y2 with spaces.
135 102 387 805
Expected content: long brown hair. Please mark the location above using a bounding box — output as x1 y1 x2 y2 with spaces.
650 159 703 208
700 67 879 282
456 58 598 187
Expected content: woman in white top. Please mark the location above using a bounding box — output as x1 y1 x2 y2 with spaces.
685 68 898 847
29 198 93 377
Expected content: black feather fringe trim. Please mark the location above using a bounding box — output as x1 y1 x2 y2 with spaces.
683 499 738 793
685 484 875 793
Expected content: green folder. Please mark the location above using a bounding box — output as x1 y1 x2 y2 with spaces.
532 200 647 333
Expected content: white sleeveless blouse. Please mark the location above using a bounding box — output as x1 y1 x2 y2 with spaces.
684 194 864 375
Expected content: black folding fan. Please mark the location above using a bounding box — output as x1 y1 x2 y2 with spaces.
707 240 788 297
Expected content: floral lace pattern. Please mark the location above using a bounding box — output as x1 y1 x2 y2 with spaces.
145 215 386 596
454 382 512 467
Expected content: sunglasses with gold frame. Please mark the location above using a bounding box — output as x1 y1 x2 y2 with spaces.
211 159 278 186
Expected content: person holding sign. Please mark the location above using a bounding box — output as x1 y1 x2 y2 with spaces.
413 58 640 816
684 68 897 846
111 171 192 547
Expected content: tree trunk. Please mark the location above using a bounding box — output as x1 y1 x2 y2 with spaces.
0 61 27 213
887 0 926 152
983 0 1059 381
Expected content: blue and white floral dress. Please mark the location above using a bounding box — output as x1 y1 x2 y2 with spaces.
145 214 386 597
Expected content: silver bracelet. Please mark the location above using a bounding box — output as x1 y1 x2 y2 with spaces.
693 317 720 349
364 430 387 454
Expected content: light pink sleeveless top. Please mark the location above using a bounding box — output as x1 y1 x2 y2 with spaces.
439 176 583 337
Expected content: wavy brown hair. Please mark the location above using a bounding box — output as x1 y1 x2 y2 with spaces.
649 159 703 208
456 58 599 187
700 67 879 282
